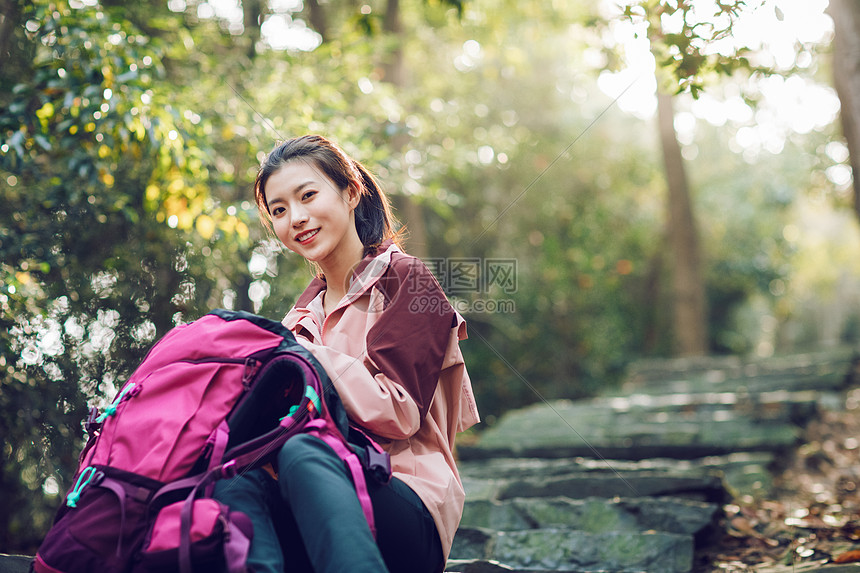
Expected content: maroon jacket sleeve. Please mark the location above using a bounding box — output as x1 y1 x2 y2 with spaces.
365 253 456 420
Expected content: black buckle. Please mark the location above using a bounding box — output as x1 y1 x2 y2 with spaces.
365 447 391 484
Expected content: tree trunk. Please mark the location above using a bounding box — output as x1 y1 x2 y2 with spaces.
0 0 19 69
381 0 428 259
383 0 406 87
657 90 708 356
305 0 328 43
830 0 860 224
243 0 263 60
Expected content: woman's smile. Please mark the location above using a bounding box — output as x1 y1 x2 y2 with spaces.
295 228 320 244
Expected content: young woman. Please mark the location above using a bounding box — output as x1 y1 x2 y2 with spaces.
214 135 479 573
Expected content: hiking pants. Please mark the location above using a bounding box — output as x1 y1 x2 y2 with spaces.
213 434 444 573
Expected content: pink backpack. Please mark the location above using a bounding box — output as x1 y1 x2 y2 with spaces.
34 309 390 573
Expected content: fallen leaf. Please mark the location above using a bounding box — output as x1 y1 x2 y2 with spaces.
834 549 860 563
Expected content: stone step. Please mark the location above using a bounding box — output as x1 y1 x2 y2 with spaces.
449 527 694 573
459 452 774 498
459 456 737 502
445 548 860 572
462 468 727 504
594 388 827 421
443 350 860 573
445 559 585 573
445 560 523 573
460 496 720 537
624 348 857 387
620 371 849 397
0 555 31 573
459 458 729 503
459 396 807 461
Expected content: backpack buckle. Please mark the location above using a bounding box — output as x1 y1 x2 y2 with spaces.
221 460 237 479
85 407 102 434
365 448 392 484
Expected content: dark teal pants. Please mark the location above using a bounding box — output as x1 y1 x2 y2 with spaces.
213 434 444 573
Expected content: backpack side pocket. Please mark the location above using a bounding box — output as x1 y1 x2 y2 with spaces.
133 498 253 573
34 469 157 573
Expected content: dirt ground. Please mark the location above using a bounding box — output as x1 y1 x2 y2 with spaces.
696 387 860 572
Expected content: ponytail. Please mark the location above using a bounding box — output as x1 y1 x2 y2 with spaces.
254 135 403 255
351 160 402 253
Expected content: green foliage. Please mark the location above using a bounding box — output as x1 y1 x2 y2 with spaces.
0 0 256 550
616 0 765 95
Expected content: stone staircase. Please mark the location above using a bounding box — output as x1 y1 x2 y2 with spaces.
3 349 858 573
446 347 860 573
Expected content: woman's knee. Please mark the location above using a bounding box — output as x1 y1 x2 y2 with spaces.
277 433 333 470
213 467 275 504
275 434 354 501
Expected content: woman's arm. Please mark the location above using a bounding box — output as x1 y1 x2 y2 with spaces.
296 337 423 439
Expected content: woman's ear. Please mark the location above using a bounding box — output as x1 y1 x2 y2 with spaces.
346 180 362 209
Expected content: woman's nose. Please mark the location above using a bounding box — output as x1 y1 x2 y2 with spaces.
291 208 308 227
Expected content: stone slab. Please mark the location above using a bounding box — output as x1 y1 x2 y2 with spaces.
450 527 694 573
0 555 31 573
460 496 720 536
460 457 730 502
459 398 804 461
624 348 857 387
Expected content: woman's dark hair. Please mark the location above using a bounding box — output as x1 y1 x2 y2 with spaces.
254 135 402 254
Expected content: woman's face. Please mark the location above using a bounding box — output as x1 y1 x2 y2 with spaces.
265 160 362 268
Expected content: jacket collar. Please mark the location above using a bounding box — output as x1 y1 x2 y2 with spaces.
293 239 400 310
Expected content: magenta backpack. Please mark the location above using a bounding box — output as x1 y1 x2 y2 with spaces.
33 309 391 573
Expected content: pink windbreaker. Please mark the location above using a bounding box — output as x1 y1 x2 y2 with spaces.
282 240 480 560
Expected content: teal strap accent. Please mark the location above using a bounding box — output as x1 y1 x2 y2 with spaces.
278 387 320 421
279 404 301 422
66 466 96 508
95 383 136 423
305 386 322 414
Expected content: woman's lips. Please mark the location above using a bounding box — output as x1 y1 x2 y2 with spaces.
296 228 320 244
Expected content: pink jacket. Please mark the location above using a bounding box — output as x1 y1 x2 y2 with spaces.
282 241 480 559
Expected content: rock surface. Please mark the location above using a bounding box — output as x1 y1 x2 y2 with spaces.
0 555 31 573
447 347 859 572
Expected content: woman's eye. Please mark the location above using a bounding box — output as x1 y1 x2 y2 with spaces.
302 191 316 201
271 206 285 216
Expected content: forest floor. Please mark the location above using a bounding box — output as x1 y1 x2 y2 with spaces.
697 387 860 572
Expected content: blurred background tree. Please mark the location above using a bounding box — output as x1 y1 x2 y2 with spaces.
829 0 860 223
1 0 858 552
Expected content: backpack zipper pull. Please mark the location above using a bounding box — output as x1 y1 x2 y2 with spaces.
95 383 137 423
65 466 97 508
241 358 260 389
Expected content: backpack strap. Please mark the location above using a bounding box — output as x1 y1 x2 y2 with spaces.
303 419 378 539
172 466 251 573
205 420 231 473
97 476 130 558
174 468 222 573
86 471 157 559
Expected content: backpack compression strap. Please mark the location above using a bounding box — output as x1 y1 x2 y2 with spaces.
303 419 378 539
